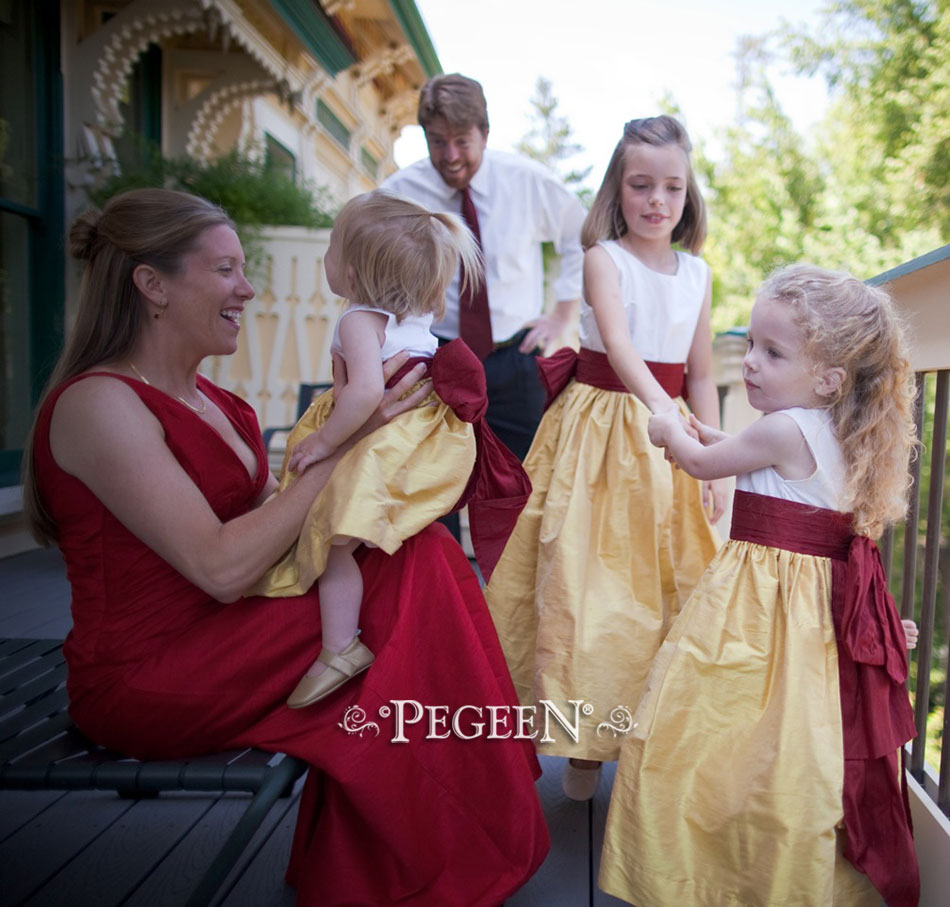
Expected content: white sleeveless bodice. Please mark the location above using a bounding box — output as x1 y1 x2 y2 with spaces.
736 407 846 510
330 304 437 360
578 241 709 361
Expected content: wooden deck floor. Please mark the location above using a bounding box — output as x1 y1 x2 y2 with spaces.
0 547 626 906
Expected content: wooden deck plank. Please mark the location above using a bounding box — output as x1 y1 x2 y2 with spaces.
0 788 67 840
124 790 300 907
508 754 591 905
219 797 299 907
0 789 136 904
21 792 219 906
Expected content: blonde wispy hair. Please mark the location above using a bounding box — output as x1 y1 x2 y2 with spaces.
759 264 918 538
581 115 706 254
331 190 482 322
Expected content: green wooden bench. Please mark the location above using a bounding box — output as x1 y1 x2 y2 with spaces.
0 637 307 906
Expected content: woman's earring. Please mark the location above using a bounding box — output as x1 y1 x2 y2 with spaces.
154 296 168 320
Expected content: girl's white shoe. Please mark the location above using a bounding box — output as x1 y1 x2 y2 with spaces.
562 761 602 801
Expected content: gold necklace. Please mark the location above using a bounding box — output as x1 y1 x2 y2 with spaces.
128 362 207 415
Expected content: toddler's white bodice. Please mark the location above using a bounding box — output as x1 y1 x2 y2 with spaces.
736 407 846 510
331 304 437 361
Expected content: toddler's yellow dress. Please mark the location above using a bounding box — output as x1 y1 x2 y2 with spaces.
250 306 475 597
599 408 917 906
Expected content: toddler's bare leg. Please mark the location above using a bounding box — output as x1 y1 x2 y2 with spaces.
286 537 374 708
305 537 363 677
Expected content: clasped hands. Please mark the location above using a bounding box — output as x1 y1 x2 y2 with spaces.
648 407 729 523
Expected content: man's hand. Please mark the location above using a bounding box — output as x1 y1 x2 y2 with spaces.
521 299 578 354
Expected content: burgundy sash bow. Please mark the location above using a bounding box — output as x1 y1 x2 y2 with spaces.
411 340 531 582
536 347 687 409
731 490 918 907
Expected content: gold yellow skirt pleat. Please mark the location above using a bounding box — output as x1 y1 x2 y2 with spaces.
249 387 476 597
598 540 881 906
484 380 720 761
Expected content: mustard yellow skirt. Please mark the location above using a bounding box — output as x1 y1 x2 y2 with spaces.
484 380 719 761
249 387 476 597
598 539 881 906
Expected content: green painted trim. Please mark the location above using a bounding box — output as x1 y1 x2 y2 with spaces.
389 0 442 78
140 44 162 145
0 0 64 488
316 99 351 149
30 0 65 404
267 0 356 75
360 146 379 179
868 244 950 287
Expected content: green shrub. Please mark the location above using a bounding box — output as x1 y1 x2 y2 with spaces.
88 141 336 229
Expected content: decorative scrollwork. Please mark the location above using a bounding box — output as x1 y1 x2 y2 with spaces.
338 704 380 738
596 705 634 738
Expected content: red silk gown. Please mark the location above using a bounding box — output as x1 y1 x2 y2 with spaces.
33 373 549 906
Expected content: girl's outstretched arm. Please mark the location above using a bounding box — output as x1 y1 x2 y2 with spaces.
584 246 678 414
289 309 387 472
649 408 817 482
684 270 729 522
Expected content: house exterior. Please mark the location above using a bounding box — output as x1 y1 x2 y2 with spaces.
0 0 440 520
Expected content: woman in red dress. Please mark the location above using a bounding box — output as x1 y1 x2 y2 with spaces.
22 188 548 906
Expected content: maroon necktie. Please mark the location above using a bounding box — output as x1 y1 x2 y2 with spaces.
458 187 493 360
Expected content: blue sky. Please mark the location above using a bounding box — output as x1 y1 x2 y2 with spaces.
395 0 831 187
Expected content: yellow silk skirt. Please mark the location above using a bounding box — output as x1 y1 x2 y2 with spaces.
598 539 881 906
484 380 720 761
249 387 476 597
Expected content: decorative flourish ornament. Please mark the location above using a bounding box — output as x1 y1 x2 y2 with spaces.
338 704 380 738
597 705 634 738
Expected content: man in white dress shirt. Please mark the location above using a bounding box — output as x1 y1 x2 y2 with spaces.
383 73 585 461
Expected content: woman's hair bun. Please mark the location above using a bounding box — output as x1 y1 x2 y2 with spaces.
69 209 103 261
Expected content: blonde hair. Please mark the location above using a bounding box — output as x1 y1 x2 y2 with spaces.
581 115 706 254
23 188 236 545
758 264 917 538
331 190 482 321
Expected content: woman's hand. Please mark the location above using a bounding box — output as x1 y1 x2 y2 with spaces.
360 353 432 436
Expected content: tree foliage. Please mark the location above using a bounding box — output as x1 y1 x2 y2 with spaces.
517 76 592 204
700 0 946 332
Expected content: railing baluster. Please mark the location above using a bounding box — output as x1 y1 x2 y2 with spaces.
880 527 894 580
901 375 926 625
939 577 950 812
912 370 948 784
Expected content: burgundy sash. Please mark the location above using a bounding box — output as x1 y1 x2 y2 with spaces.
388 341 530 582
731 490 918 907
536 347 686 410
